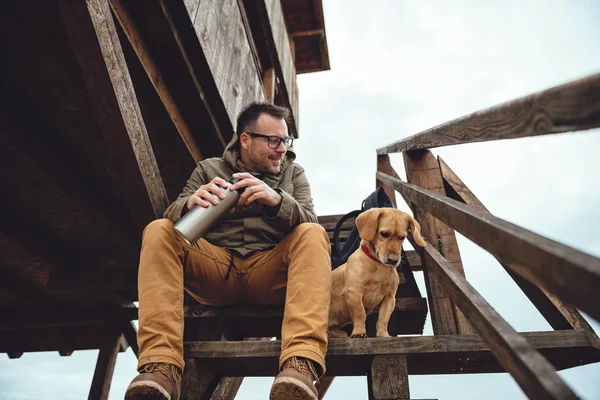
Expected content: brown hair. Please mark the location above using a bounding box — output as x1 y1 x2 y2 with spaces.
236 102 290 135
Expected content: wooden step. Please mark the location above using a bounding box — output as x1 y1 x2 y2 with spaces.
183 330 600 377
184 297 427 340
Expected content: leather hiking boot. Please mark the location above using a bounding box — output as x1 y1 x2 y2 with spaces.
125 362 182 400
270 357 319 400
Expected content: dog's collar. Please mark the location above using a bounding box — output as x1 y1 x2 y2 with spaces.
361 244 380 263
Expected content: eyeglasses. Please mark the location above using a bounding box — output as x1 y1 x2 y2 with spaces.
245 132 294 149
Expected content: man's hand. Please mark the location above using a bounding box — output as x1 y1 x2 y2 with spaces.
230 172 283 207
186 177 230 210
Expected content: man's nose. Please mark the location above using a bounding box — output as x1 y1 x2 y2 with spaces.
275 141 287 152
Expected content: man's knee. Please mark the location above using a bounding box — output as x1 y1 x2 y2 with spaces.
290 223 330 252
143 218 176 241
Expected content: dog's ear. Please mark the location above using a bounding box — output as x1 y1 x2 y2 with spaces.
356 208 383 241
408 215 427 247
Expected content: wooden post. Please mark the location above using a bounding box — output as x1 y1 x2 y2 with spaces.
263 68 277 104
403 150 474 334
438 156 600 334
367 355 409 400
88 331 121 400
376 155 398 208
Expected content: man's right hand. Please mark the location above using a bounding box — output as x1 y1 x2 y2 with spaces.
186 177 229 210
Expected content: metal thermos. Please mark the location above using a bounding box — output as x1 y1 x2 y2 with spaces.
174 178 244 245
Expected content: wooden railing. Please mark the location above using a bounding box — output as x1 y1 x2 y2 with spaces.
375 73 600 400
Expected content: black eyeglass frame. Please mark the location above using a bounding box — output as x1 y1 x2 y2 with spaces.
245 132 294 149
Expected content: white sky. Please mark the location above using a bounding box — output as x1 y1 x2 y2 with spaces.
1 1 599 399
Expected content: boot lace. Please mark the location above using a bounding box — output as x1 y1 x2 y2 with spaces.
283 357 320 384
141 362 182 385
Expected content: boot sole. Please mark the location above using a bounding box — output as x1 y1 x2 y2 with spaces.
125 381 171 400
270 376 318 400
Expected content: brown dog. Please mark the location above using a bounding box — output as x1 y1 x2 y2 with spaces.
328 208 427 338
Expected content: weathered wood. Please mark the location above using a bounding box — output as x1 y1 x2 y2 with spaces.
378 73 600 154
377 171 600 322
263 67 277 104
212 377 245 399
59 0 169 226
0 306 139 330
376 155 398 207
439 156 597 332
184 330 600 376
262 0 300 132
88 330 121 400
403 150 474 334
316 376 335 399
121 321 139 357
417 241 577 399
368 355 409 400
180 359 221 399
188 0 265 132
109 0 204 163
159 0 229 148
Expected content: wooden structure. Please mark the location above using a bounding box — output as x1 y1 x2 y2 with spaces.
1 1 599 399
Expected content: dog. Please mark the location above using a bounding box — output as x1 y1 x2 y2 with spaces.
328 208 427 338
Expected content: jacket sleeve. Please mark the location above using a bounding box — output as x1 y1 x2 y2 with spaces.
267 166 318 226
163 164 208 222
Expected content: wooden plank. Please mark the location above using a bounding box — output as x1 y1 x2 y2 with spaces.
189 0 265 131
59 0 169 227
368 355 409 400
121 321 139 357
417 241 577 399
378 73 600 154
263 67 276 104
439 156 597 332
403 150 474 334
109 0 204 163
376 155 398 208
376 171 600 322
180 359 221 399
184 330 600 376
262 0 300 133
212 377 244 399
88 330 121 400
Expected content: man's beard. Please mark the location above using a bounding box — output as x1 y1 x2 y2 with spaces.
248 151 282 175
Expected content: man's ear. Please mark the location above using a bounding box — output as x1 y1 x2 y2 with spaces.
239 132 250 150
356 208 383 241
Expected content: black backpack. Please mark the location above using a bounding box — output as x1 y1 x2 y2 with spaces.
331 187 421 297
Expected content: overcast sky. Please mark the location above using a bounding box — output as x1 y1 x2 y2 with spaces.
2 0 599 399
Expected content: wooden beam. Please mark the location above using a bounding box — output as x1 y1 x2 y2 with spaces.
291 29 324 38
417 241 577 399
121 321 139 357
184 330 600 376
263 68 276 104
377 73 600 154
376 171 600 322
403 150 474 334
180 359 222 399
212 377 245 399
368 355 409 400
7 352 23 359
0 306 138 330
439 156 598 333
316 376 334 399
88 330 121 400
376 155 398 208
109 0 204 163
59 0 170 227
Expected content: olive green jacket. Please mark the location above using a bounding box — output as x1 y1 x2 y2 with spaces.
163 131 317 256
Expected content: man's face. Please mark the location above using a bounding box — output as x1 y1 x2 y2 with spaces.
241 114 289 175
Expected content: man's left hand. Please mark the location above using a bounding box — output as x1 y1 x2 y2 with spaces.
230 172 283 207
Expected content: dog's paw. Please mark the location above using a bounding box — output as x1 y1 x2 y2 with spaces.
376 331 391 338
350 332 368 338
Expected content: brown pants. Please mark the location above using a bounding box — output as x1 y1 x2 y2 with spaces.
136 219 332 374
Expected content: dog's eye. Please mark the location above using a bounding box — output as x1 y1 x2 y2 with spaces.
380 231 390 238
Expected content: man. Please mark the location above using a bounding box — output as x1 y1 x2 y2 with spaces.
125 102 331 400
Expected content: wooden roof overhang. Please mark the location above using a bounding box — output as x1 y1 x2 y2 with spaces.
281 0 330 74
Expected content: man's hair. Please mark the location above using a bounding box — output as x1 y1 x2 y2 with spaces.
236 102 290 135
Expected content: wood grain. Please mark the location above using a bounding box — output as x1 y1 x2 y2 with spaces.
378 73 600 154
368 355 409 400
184 330 600 376
376 171 600 322
439 156 598 333
403 150 474 335
419 241 577 399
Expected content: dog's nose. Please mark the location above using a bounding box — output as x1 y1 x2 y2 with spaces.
386 254 399 265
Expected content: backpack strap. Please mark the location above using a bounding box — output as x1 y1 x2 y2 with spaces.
332 209 362 258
